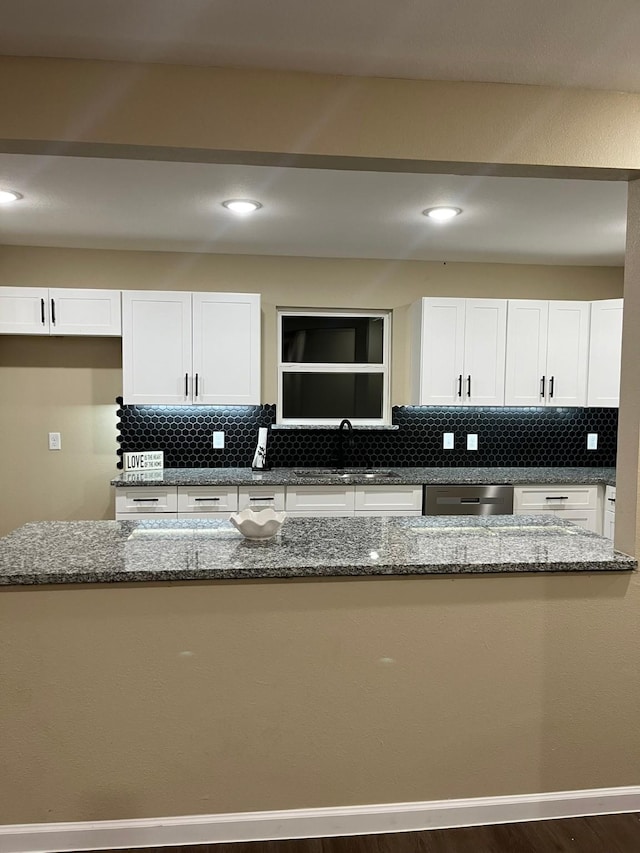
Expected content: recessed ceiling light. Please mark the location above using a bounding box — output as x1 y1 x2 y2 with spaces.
222 199 262 214
423 206 462 221
0 190 23 204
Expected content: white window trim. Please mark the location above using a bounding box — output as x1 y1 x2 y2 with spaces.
277 308 392 426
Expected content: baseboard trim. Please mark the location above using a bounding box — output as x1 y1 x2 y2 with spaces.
3 786 640 853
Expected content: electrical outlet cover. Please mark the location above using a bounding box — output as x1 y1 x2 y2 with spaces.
212 431 225 449
443 432 455 449
587 433 598 450
466 433 478 451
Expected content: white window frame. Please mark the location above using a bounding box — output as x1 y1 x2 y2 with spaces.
277 308 392 426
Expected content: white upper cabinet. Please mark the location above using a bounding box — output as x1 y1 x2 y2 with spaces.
505 300 590 406
0 286 121 336
192 292 261 405
587 298 623 407
122 290 261 406
462 299 507 406
410 297 506 406
410 297 465 405
546 301 590 406
122 291 192 405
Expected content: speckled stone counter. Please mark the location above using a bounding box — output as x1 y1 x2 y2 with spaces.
0 515 633 586
111 466 617 487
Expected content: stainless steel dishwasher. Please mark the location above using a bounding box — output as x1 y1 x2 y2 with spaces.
424 485 514 515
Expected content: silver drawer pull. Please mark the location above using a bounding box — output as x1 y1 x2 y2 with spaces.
132 498 159 502
194 497 220 501
545 496 568 500
248 496 275 501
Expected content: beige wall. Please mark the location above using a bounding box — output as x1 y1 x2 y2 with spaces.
3 57 640 171
2 572 640 824
1 55 640 829
0 245 623 536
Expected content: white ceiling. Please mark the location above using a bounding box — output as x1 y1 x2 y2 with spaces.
0 154 627 265
2 0 640 92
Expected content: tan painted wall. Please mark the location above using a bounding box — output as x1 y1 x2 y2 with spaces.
3 56 640 171
0 245 622 536
1 55 640 829
2 572 640 824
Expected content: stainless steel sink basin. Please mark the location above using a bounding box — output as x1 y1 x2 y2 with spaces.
293 469 399 480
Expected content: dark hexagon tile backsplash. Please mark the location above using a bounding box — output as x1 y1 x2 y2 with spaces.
116 400 617 469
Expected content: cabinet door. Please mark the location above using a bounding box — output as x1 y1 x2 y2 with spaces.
587 299 623 407
192 292 261 405
505 300 548 406
413 297 465 405
546 301 590 406
49 288 122 336
122 291 193 405
0 286 49 334
463 299 507 405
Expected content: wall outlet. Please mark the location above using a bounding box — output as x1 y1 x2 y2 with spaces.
212 431 225 449
48 432 62 451
466 433 478 451
587 433 598 450
443 432 455 449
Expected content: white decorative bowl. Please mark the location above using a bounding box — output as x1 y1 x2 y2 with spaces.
229 508 287 540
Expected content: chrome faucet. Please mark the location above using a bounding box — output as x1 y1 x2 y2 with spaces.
336 418 354 470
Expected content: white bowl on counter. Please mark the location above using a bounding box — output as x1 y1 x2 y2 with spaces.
229 508 287 540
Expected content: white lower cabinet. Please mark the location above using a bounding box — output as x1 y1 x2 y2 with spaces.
354 485 422 515
513 484 601 534
238 486 286 511
177 486 238 515
285 486 355 517
116 483 422 519
603 486 616 540
115 486 178 520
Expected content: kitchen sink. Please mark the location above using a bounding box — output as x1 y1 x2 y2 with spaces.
293 469 399 480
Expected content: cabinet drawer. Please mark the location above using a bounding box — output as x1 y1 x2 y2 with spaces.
238 486 285 511
115 486 178 514
285 486 355 514
116 511 178 521
178 511 234 520
514 505 600 534
177 486 238 513
514 485 598 512
354 485 422 513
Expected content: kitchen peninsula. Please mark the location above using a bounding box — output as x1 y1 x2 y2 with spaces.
0 514 634 586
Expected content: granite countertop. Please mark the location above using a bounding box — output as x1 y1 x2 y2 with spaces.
0 515 633 586
111 466 617 487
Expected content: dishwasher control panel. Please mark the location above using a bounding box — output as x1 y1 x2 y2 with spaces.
424 485 514 516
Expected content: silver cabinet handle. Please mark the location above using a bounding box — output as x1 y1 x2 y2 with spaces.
194 497 220 501
248 496 275 501
545 496 568 500
132 498 159 502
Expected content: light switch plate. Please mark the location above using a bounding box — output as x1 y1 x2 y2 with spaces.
587 433 598 450
466 433 478 451
443 432 455 449
212 431 225 449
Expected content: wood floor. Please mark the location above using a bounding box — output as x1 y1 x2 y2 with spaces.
88 812 640 853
